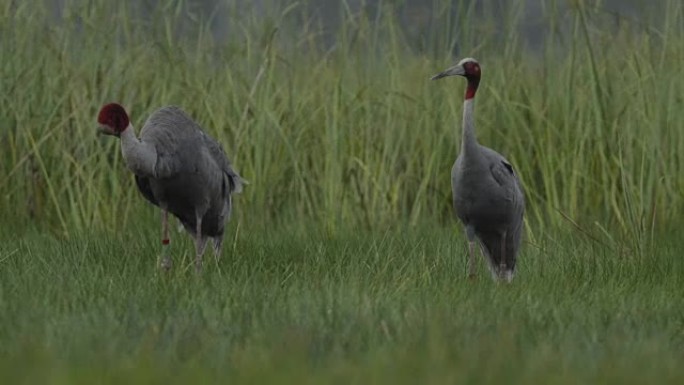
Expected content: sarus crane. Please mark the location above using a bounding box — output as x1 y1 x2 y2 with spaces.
97 103 245 272
431 58 525 282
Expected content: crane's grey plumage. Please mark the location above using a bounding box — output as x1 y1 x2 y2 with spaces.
97 104 245 271
431 58 525 282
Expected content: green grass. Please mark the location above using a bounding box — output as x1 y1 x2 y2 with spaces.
1 0 684 383
0 225 682 384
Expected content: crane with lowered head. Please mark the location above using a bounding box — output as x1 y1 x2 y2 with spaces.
97 103 246 272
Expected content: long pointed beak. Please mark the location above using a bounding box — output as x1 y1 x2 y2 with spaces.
430 65 465 80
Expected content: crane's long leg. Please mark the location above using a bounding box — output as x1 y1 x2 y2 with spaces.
194 216 207 273
212 236 223 264
160 210 172 271
468 241 477 279
465 225 477 280
499 230 507 282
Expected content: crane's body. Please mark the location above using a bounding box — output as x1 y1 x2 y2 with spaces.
98 104 244 271
132 107 242 240
432 58 524 282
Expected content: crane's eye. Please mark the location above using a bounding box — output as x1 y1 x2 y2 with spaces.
464 62 480 76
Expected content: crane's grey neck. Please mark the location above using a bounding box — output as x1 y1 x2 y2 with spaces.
461 98 479 154
120 124 157 177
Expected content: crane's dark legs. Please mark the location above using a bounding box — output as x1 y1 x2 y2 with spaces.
466 225 477 279
160 210 172 271
212 236 223 264
194 216 207 273
499 230 507 281
468 241 477 279
498 231 514 283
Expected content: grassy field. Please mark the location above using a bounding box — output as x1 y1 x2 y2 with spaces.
1 0 683 383
0 225 682 384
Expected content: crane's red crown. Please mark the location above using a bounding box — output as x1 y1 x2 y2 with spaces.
462 61 481 79
98 103 130 133
460 59 481 100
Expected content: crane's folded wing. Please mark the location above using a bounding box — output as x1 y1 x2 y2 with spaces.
489 160 516 187
488 160 525 208
135 175 159 206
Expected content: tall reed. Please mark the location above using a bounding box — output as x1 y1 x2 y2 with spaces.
0 0 682 249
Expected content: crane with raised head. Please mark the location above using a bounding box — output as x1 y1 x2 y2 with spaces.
431 58 525 282
97 103 245 272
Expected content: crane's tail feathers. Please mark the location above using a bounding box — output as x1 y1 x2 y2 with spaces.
227 171 248 194
476 234 516 282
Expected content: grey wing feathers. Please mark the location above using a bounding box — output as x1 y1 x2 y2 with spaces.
488 156 525 211
489 159 517 189
200 131 246 194
139 105 246 194
477 162 525 275
140 106 202 178
134 175 158 206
